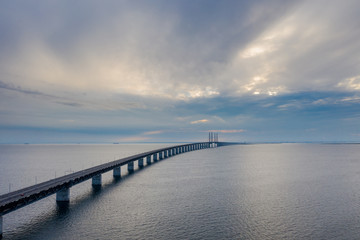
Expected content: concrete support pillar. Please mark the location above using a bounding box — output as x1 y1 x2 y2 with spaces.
146 155 151 165
0 215 3 239
128 161 134 173
154 153 158 161
169 149 172 156
56 187 70 202
164 150 168 158
158 151 163 160
138 158 144 168
176 148 179 154
92 174 102 186
113 167 121 177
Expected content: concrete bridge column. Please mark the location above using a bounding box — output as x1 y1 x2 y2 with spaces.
159 151 163 160
113 167 121 177
56 187 70 202
146 155 151 165
92 174 102 186
128 161 134 173
138 158 144 168
154 153 158 161
1 215 3 239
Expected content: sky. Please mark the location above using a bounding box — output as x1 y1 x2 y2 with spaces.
1 0 360 143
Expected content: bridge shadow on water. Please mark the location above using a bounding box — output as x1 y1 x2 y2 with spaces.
4 160 162 240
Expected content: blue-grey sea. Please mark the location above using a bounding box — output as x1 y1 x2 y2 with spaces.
1 143 360 239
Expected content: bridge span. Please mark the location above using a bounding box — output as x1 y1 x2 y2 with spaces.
0 141 227 238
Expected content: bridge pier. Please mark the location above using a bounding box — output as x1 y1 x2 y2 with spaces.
153 153 158 161
56 188 70 202
146 155 151 165
128 161 134 173
158 151 163 160
0 215 2 239
92 174 102 186
113 167 121 178
138 158 144 168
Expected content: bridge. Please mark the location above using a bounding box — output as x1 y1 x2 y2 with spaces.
0 139 230 238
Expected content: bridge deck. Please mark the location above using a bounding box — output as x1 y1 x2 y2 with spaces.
0 142 212 215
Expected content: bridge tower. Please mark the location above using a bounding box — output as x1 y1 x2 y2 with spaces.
209 131 219 148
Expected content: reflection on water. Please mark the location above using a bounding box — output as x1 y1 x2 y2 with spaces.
2 144 360 239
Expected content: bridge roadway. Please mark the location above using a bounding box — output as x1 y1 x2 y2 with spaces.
0 142 223 237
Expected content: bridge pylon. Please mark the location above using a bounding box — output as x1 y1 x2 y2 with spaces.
208 131 219 148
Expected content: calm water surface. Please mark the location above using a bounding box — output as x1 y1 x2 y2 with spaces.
1 143 360 239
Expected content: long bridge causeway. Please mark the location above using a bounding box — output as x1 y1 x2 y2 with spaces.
0 141 230 238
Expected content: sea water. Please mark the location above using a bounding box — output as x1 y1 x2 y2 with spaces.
1 143 360 239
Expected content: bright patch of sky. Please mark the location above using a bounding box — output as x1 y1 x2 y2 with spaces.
1 0 360 143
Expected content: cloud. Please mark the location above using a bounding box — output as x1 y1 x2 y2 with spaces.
1 1 360 143
337 75 360 91
190 119 209 124
143 130 164 135
209 129 246 133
